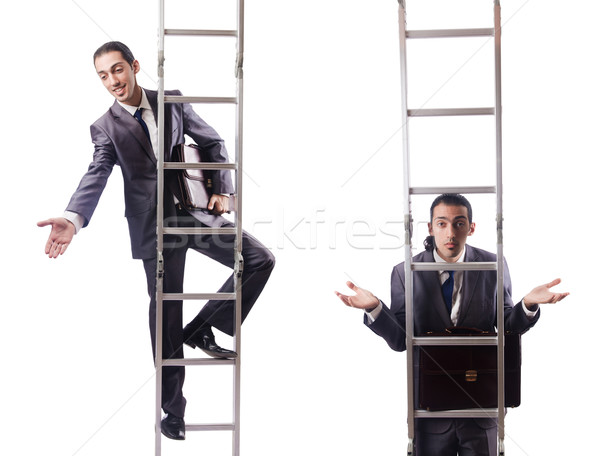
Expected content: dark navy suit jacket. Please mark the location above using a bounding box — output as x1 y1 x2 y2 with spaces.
65 89 234 259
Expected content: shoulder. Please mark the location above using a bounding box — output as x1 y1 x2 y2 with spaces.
392 249 432 272
466 244 497 262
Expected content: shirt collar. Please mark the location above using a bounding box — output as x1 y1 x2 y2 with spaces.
117 88 151 116
433 246 466 269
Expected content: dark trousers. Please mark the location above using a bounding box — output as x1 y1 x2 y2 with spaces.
415 418 497 456
143 209 275 417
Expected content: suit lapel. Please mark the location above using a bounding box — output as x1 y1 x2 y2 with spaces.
110 100 157 165
420 250 453 328
145 89 173 161
458 245 479 326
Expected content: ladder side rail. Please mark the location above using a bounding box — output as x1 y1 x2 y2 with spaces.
232 1 245 455
493 1 506 453
397 2 415 454
155 1 167 455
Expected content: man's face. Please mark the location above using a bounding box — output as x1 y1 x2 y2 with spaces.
428 203 475 262
94 50 141 106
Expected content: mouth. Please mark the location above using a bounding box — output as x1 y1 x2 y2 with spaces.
113 85 126 97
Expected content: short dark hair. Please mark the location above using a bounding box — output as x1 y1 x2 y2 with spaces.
93 41 135 66
429 193 473 224
424 193 473 252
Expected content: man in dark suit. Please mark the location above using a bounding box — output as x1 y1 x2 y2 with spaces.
336 193 568 455
38 41 275 440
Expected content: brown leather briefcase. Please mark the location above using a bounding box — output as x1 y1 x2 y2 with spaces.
418 328 521 411
174 144 213 210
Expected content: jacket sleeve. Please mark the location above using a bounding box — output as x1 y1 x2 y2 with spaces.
65 122 117 227
365 265 408 352
502 260 541 334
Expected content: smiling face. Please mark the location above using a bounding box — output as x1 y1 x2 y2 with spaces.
428 203 475 262
94 50 142 106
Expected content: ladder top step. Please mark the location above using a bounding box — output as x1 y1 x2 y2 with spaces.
164 28 237 37
407 28 495 39
411 262 497 272
164 95 237 104
409 186 496 195
408 107 495 117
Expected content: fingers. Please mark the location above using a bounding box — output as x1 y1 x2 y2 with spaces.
37 219 53 228
546 278 562 289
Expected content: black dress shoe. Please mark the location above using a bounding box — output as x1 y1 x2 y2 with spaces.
161 413 185 440
183 326 238 359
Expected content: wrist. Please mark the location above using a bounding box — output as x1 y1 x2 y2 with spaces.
522 296 538 312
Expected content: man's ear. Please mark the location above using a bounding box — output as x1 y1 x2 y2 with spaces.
468 222 476 236
427 222 433 236
132 59 140 74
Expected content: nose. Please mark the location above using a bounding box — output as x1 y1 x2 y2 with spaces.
108 74 119 86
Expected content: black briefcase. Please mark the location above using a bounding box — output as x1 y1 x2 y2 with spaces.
418 328 521 411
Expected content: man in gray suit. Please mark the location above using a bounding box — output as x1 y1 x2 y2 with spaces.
38 41 275 440
336 193 568 455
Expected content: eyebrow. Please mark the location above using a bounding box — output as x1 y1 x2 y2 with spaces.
97 61 126 75
434 215 468 222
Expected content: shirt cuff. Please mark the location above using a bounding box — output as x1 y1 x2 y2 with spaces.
365 301 383 324
63 211 84 234
520 299 539 319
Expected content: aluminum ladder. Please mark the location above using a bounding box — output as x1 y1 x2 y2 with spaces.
397 1 507 455
155 1 245 455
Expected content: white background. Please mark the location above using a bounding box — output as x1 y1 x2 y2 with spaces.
1 0 596 455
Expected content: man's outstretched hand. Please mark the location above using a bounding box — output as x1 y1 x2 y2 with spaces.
335 281 379 311
38 217 75 259
523 278 569 309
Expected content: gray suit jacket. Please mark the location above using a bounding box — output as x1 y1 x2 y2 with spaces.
66 89 234 259
367 245 540 433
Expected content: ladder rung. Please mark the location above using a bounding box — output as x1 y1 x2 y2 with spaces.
186 423 236 432
409 186 496 195
408 107 495 117
164 28 237 37
162 358 235 367
414 336 498 346
163 292 236 301
415 408 500 419
407 28 494 39
163 227 237 236
164 162 237 171
411 262 497 272
164 95 237 104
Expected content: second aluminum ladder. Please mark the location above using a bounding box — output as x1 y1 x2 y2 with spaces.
155 1 245 455
397 1 507 455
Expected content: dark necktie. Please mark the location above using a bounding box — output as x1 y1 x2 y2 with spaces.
134 108 151 142
442 271 454 315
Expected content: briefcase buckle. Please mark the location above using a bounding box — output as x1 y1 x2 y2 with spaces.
465 370 478 382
